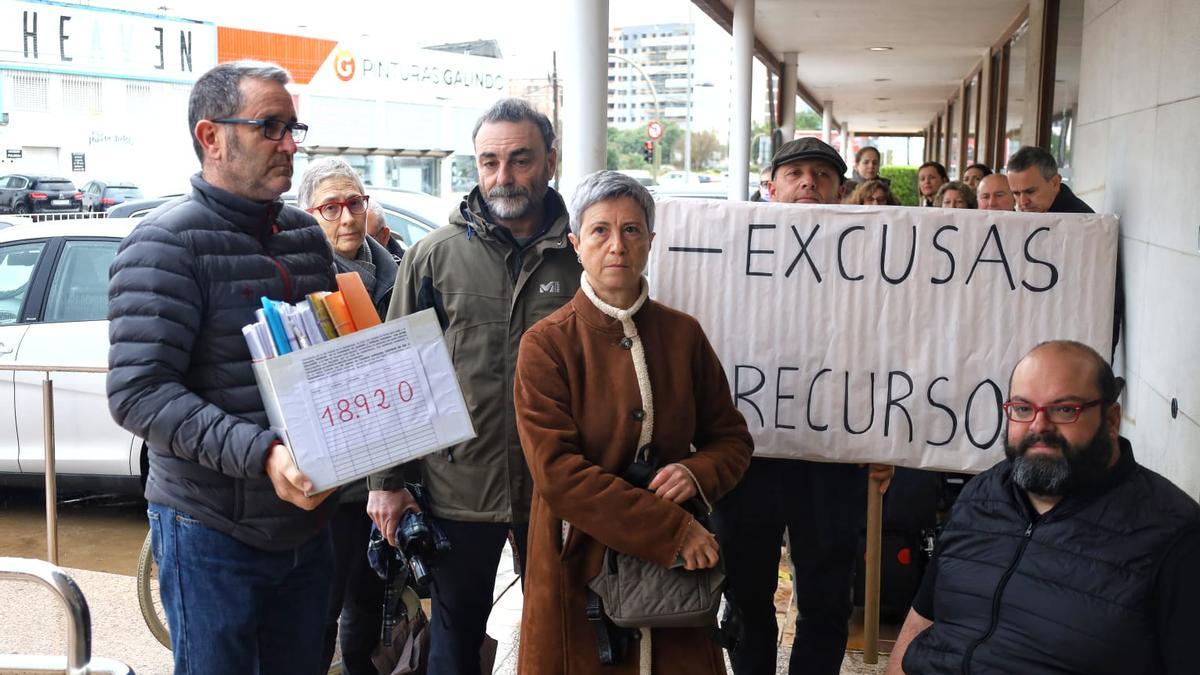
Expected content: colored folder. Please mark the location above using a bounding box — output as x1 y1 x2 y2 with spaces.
336 272 383 330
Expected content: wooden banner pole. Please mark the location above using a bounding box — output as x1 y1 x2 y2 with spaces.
863 474 883 664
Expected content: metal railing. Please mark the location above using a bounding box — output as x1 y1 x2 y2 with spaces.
0 557 133 674
0 364 108 565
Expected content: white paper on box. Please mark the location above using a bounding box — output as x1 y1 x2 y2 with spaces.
253 308 474 492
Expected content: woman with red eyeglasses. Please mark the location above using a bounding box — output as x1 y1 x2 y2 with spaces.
298 156 397 675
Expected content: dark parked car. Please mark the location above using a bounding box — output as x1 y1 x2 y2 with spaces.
0 175 83 214
80 180 143 213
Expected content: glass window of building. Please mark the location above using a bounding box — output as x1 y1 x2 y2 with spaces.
948 98 959 177
1050 0 1084 181
1002 20 1029 170
964 73 979 167
451 155 479 194
385 157 439 195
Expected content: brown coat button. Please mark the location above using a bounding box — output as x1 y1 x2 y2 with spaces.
632 408 645 421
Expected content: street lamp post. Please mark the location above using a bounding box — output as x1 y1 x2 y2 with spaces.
684 7 693 181
609 53 661 179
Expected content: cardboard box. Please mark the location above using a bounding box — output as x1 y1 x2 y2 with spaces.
253 308 474 492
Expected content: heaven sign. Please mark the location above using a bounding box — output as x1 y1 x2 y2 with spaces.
648 200 1118 473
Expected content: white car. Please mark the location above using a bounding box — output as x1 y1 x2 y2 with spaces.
0 218 144 493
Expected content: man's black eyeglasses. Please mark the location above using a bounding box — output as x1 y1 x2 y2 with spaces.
212 117 308 143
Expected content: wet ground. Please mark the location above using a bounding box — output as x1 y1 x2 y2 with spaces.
0 487 148 576
0 486 893 674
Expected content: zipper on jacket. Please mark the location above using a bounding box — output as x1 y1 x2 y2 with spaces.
960 521 1036 674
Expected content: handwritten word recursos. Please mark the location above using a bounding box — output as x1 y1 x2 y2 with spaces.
320 381 415 428
744 222 1060 291
733 365 1005 450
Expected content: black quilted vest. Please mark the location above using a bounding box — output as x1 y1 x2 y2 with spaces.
903 439 1199 674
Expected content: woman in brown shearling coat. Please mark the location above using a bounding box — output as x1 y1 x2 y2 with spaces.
513 171 753 674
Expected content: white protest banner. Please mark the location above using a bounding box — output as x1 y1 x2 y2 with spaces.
254 308 474 492
649 200 1118 473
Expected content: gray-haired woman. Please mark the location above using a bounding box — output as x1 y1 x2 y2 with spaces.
935 180 978 209
513 170 753 673
297 156 395 675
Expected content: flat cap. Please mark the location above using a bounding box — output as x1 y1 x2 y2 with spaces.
771 137 848 179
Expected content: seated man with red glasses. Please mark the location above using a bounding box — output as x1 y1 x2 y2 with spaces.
887 340 1200 675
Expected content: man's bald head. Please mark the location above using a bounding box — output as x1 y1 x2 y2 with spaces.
977 174 1015 211
1009 340 1123 409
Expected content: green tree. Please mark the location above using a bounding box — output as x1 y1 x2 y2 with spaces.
795 110 822 130
879 166 919 206
672 130 724 170
607 121 687 171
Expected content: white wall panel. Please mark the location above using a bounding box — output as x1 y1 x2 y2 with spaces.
1150 97 1200 256
1108 0 1164 118
1157 0 1200 105
1081 0 1200 497
1076 5 1113 125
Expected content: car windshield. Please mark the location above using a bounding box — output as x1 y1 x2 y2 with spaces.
105 187 143 199
35 181 75 192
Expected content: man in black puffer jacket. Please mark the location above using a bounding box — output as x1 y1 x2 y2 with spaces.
887 341 1200 675
107 61 337 675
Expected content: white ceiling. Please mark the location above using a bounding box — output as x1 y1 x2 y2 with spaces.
707 0 1028 133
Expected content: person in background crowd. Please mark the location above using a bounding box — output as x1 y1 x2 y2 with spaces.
366 199 404 262
107 60 337 674
1005 145 1120 357
751 166 772 202
844 146 890 194
513 169 753 673
961 162 992 191
917 161 948 207
844 178 899 206
1006 145 1093 214
728 136 894 675
976 173 1016 211
935 180 977 209
298 157 394 675
366 98 581 675
887 341 1200 675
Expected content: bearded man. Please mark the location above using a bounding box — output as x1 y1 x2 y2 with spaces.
366 98 580 675
886 341 1200 675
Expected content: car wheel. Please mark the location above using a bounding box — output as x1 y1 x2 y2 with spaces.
13 202 28 214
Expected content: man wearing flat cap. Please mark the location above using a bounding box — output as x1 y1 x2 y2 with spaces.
712 137 894 675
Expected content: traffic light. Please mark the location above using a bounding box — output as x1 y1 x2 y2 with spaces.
643 141 654 163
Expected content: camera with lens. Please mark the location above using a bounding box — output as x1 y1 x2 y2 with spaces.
393 483 451 590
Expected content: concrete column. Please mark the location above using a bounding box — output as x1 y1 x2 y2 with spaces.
728 0 754 201
821 100 833 144
780 52 798 142
840 122 851 169
561 0 610 200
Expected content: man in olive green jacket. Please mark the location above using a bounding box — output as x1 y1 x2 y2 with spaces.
367 98 580 675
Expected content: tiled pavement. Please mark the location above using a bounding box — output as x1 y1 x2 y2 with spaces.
0 545 887 674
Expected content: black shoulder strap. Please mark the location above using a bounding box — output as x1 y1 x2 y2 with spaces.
586 590 629 665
